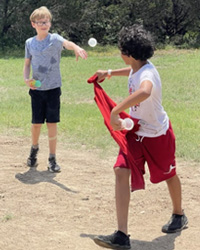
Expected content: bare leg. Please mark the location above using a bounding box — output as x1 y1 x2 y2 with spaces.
31 124 42 146
165 174 183 215
27 124 41 167
114 167 131 235
93 167 131 248
46 123 57 155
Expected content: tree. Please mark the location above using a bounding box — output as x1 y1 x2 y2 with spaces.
0 0 62 48
0 0 200 49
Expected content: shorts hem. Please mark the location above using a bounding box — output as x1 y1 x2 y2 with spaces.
113 164 129 169
150 171 176 184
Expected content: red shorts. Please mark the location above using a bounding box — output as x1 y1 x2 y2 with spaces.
114 122 176 184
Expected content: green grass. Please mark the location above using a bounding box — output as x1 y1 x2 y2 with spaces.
153 49 200 161
0 47 200 161
2 213 14 222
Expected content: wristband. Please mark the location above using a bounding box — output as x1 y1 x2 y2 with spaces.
107 69 112 79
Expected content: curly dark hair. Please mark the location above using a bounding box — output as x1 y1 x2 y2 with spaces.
118 24 155 61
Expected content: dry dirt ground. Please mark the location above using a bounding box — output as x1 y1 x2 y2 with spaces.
0 135 199 250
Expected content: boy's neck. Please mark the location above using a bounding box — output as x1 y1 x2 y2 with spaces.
36 33 49 41
131 60 148 73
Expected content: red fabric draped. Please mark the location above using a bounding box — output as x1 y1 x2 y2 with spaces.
87 74 145 191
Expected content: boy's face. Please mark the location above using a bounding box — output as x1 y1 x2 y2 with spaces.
31 17 51 34
121 52 132 65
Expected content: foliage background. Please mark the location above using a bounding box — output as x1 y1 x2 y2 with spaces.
1 0 200 49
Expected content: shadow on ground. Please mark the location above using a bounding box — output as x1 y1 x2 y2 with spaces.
15 167 78 193
80 232 182 250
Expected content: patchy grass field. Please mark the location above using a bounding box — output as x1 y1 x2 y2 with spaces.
0 47 199 161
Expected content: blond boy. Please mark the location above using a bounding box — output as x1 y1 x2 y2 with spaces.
23 6 87 172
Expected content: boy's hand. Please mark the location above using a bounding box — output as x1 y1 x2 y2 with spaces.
96 70 108 83
25 79 37 90
63 40 87 61
110 113 123 131
74 46 88 61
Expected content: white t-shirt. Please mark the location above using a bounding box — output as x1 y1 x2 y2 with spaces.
128 61 169 137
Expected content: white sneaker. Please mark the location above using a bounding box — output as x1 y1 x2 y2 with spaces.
48 157 61 172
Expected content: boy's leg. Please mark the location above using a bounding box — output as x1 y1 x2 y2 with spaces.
115 167 131 235
162 174 188 233
31 123 42 146
27 123 42 167
46 122 57 155
142 123 188 233
93 167 131 249
166 174 182 215
46 122 60 172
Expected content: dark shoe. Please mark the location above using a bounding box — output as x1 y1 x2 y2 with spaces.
93 230 131 249
162 213 188 233
48 157 61 173
27 147 39 167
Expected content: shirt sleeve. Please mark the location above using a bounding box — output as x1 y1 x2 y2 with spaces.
25 40 31 59
56 34 65 43
52 33 65 45
140 70 155 86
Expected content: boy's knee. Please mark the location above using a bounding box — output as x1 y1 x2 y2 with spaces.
114 167 130 180
46 122 57 128
32 124 42 129
165 174 180 184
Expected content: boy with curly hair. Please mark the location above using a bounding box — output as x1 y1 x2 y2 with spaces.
93 24 188 249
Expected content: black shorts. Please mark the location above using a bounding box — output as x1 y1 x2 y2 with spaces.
29 88 61 124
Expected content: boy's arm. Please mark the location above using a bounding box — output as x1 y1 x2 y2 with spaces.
23 58 36 89
23 58 31 82
110 80 153 131
96 67 131 82
63 40 87 61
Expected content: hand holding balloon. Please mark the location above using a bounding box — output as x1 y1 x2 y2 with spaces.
25 79 41 89
30 79 41 88
120 118 134 130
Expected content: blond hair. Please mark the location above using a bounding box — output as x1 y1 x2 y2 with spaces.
30 6 52 22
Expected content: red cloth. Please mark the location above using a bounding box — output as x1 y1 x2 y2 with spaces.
87 74 145 191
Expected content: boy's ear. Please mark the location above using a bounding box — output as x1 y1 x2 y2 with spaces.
31 22 36 28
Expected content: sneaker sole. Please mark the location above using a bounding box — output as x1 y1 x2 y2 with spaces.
93 238 131 249
47 167 61 173
27 162 38 168
162 220 188 233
